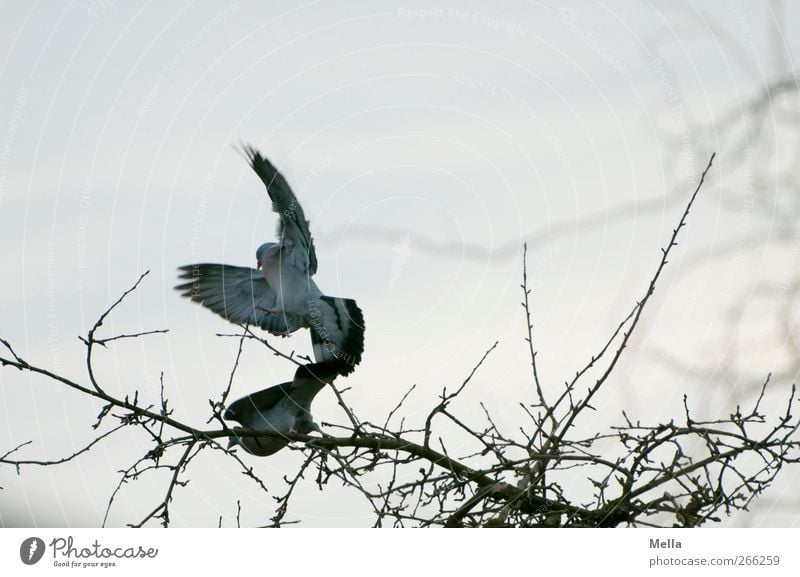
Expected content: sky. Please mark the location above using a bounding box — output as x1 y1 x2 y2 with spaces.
1 0 799 527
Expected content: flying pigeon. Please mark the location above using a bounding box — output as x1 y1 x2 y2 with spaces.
175 145 365 374
224 361 341 456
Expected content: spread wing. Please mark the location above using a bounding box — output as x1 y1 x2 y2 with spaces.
242 144 318 276
224 381 292 425
309 296 365 374
175 264 294 333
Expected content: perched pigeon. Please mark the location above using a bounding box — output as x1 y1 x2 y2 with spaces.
224 361 341 456
176 145 364 374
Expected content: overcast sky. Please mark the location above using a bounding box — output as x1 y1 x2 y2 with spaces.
1 0 798 527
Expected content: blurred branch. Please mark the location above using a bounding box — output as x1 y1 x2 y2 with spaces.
317 182 693 262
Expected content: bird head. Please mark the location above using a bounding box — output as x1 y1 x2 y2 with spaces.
223 406 243 450
255 242 279 269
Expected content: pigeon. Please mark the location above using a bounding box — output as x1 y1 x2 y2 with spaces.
175 145 364 374
224 361 342 456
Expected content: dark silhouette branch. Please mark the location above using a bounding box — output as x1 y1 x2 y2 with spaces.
2 151 798 527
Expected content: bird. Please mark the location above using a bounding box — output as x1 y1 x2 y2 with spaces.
223 361 341 456
175 145 365 374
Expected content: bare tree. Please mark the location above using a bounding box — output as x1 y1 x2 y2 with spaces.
2 154 798 527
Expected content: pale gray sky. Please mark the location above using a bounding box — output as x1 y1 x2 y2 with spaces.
1 0 798 527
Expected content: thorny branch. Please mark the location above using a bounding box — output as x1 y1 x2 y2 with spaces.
641 11 800 519
1 154 798 527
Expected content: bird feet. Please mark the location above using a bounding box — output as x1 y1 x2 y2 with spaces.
267 329 292 338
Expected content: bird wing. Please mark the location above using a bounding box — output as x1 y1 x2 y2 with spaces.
224 381 293 425
175 264 295 333
242 144 318 276
308 296 365 374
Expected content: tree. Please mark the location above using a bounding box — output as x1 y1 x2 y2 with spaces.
2 154 798 527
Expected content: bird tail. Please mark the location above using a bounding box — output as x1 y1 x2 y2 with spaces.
309 296 365 375
290 360 347 406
